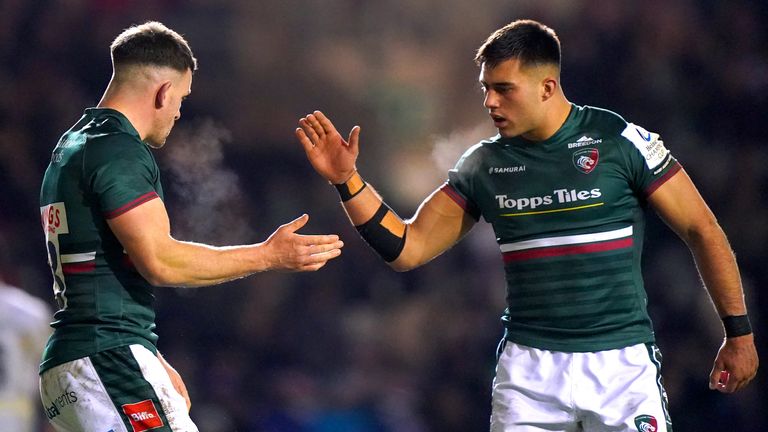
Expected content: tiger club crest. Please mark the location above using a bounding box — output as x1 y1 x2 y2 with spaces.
572 148 599 174
634 414 658 432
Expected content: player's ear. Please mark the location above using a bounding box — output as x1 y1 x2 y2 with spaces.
154 81 172 109
541 76 557 102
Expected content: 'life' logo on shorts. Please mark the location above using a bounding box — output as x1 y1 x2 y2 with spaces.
122 399 164 432
634 414 658 432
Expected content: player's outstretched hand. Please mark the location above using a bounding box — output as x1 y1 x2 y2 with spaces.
708 334 758 393
262 214 344 272
295 110 360 184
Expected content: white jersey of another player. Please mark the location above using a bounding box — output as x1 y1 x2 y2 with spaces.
0 282 52 432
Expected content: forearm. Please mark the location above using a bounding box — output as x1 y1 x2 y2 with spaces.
686 220 747 318
335 173 473 271
336 174 409 267
140 239 272 287
338 174 387 225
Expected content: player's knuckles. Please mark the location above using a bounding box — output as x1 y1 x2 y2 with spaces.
306 245 323 255
297 253 317 265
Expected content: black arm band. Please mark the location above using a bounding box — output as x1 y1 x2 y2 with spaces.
334 171 367 202
722 315 752 338
355 203 407 262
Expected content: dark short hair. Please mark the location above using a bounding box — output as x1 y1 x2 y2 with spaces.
111 21 197 72
475 19 560 69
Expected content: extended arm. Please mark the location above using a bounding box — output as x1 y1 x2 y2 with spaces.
648 169 758 393
296 111 475 271
337 178 475 271
108 198 343 287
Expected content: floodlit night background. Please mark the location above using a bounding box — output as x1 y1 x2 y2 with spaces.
1 1 766 430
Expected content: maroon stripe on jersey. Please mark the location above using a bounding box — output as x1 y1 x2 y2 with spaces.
440 183 468 210
503 237 633 263
104 192 159 219
645 162 682 197
62 261 96 274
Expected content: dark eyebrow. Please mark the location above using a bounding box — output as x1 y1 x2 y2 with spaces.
480 80 515 90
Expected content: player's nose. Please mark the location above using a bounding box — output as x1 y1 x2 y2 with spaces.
484 90 499 108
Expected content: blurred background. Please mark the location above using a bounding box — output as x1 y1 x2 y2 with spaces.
1 0 766 430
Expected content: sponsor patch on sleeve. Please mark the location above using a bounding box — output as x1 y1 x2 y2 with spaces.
122 400 164 432
621 123 669 169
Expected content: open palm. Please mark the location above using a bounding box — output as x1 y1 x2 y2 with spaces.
295 110 360 184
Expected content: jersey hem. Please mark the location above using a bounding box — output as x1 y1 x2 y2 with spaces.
504 333 655 353
39 338 158 374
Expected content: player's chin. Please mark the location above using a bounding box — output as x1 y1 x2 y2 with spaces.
146 136 168 149
497 127 518 138
492 120 515 137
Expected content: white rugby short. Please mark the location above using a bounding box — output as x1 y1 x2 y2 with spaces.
39 344 198 432
490 341 671 432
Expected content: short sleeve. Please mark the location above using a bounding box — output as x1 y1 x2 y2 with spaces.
84 134 160 219
619 122 681 196
445 144 482 220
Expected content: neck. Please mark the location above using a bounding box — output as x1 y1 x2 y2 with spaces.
521 94 572 142
97 81 150 140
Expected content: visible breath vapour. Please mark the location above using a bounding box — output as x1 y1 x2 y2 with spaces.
160 119 254 245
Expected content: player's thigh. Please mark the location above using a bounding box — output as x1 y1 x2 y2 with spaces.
580 343 672 432
490 340 580 432
39 344 197 432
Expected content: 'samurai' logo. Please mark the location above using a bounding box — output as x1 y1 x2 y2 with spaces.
573 148 599 174
634 414 658 432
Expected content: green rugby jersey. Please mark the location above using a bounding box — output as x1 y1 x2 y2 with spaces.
444 104 680 352
39 108 163 372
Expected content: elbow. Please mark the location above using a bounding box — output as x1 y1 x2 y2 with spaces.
389 261 413 273
132 259 178 287
684 218 723 248
140 269 171 287
143 273 171 287
388 253 421 272
386 236 433 272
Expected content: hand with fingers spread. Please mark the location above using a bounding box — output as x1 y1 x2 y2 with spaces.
708 334 759 393
295 110 361 184
261 214 344 272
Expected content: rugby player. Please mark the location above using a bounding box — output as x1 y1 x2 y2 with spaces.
296 19 757 431
39 21 343 432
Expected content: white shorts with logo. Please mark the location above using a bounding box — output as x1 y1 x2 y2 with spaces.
39 344 198 432
490 341 672 432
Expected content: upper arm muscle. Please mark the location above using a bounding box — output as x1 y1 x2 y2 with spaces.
106 197 172 278
393 187 475 270
647 169 717 241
